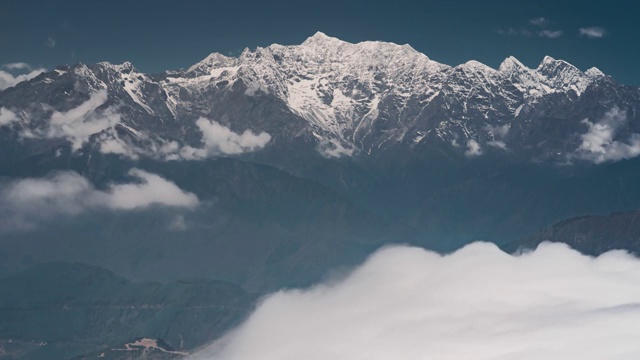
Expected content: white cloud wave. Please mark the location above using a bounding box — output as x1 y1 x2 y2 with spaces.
0 64 46 91
178 117 271 159
0 169 198 230
575 107 640 163
580 27 607 39
191 242 640 360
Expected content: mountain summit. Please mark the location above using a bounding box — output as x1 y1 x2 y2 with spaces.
0 32 637 164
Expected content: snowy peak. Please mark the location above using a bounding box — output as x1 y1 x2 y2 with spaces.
161 33 617 156
537 55 579 77
499 56 528 73
585 67 606 79
457 60 498 76
301 31 346 47
536 56 592 95
187 52 237 75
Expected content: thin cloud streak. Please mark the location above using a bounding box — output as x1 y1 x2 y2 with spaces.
0 169 199 230
538 30 563 39
580 27 607 38
529 17 549 27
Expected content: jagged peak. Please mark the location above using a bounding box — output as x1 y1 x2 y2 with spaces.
536 56 576 72
585 67 606 78
458 60 497 73
188 52 237 73
499 56 528 73
95 61 136 73
301 31 345 47
200 52 235 63
540 55 556 65
299 32 427 61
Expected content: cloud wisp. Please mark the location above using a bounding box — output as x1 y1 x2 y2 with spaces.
465 139 482 157
178 117 271 160
0 107 19 126
574 107 640 163
1 62 32 71
485 124 510 150
0 169 198 230
7 90 269 161
20 89 122 150
191 242 640 360
0 63 46 91
529 17 549 27
497 18 562 39
580 27 607 39
537 29 563 39
46 36 56 48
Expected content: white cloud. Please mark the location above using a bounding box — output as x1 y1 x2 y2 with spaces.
105 169 198 210
538 30 563 39
0 66 46 90
23 89 120 150
97 129 141 159
168 215 188 231
529 17 549 27
18 95 266 161
178 117 271 159
191 242 640 360
1 62 32 70
318 138 355 158
46 36 56 48
496 28 532 37
484 125 509 151
484 124 510 138
487 140 507 150
0 169 198 230
0 107 18 126
580 27 607 39
464 139 482 157
575 107 640 163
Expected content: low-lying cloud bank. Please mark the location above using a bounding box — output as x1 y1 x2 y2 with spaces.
191 242 640 360
0 169 198 230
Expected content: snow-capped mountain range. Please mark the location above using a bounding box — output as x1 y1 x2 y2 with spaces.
1 31 639 164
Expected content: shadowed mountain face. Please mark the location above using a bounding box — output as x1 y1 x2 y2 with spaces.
514 210 640 255
0 263 253 360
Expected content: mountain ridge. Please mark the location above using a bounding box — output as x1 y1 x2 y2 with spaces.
1 32 635 166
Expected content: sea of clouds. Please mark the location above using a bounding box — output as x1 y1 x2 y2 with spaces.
190 241 640 360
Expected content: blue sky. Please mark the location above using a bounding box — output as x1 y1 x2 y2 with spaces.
1 0 638 84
